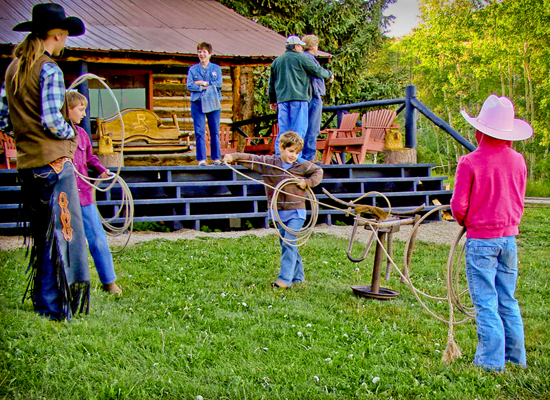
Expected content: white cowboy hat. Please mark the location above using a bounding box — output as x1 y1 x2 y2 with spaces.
460 95 533 141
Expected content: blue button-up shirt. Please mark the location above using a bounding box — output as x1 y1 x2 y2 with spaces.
186 62 223 103
0 60 74 139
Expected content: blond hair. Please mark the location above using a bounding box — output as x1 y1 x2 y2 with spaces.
11 32 46 94
279 131 304 150
11 29 67 94
302 34 319 51
66 91 88 109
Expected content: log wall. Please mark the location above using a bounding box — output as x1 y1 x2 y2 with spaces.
152 67 235 133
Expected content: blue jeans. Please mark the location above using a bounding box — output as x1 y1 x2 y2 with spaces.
465 236 526 371
190 100 221 162
275 101 308 156
302 97 323 161
277 217 305 286
81 204 116 285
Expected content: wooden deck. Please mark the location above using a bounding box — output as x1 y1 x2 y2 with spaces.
0 163 452 232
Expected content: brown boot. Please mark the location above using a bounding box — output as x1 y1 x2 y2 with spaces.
271 280 289 289
102 282 122 295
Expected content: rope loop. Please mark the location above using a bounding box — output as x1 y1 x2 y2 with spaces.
67 73 134 251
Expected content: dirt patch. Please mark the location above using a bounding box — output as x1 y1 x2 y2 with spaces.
0 221 463 252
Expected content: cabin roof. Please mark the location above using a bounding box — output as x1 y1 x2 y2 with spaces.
0 0 330 61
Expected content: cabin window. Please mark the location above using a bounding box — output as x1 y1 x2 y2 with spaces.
88 88 146 119
86 71 150 119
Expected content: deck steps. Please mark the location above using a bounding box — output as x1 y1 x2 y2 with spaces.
0 163 452 232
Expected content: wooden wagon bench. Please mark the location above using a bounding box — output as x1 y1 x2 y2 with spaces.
96 108 189 154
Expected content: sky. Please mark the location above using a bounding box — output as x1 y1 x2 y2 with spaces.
384 0 421 38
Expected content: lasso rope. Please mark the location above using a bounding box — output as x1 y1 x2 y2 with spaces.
62 74 472 360
224 159 472 362
223 159 391 246
66 74 134 252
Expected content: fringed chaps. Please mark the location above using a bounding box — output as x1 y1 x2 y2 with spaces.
21 161 90 321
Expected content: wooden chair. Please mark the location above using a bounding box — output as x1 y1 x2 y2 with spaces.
319 112 361 164
322 109 397 165
318 112 361 163
0 132 17 169
205 125 237 157
243 123 279 155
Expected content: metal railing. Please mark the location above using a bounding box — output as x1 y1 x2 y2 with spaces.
229 85 476 152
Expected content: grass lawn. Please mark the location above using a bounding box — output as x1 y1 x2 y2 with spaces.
1 208 549 399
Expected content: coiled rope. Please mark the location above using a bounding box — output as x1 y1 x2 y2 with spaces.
66 74 134 252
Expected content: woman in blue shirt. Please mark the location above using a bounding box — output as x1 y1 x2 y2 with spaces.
186 42 223 166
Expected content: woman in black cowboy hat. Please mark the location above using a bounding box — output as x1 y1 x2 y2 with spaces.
0 3 90 321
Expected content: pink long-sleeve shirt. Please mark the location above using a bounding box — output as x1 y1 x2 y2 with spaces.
450 133 527 239
73 125 107 207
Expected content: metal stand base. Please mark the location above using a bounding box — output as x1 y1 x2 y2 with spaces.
351 285 400 300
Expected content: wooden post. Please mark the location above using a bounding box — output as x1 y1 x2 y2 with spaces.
238 67 255 150
231 66 241 121
385 232 393 281
384 85 418 164
371 231 387 294
405 85 417 149
146 71 153 110
98 153 124 168
231 66 242 149
384 148 417 164
77 61 91 139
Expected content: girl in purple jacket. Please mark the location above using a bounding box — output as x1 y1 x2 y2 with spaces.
451 95 533 372
67 91 121 295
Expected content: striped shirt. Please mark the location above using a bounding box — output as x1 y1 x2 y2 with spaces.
0 61 73 139
230 152 323 211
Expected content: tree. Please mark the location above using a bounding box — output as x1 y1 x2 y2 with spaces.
395 0 550 178
217 0 399 106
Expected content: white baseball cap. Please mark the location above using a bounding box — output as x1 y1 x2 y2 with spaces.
286 35 306 46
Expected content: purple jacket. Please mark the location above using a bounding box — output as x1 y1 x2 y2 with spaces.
74 125 107 206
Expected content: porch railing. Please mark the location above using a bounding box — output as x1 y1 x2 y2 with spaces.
230 84 476 152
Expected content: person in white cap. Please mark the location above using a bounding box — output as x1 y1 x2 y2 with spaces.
268 35 333 156
451 94 533 372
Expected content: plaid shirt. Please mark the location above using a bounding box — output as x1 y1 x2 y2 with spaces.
0 61 74 139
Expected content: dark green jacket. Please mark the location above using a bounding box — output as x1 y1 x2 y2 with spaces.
268 49 332 104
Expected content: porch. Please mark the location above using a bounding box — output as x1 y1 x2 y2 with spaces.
0 162 451 233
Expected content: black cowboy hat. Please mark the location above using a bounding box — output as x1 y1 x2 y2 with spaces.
12 3 85 37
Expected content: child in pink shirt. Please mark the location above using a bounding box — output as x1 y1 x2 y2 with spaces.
451 95 533 372
67 91 121 295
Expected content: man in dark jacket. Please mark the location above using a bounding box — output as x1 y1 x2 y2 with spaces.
268 36 333 156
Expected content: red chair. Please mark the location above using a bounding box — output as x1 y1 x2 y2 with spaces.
243 123 279 155
320 113 361 164
205 125 237 157
1 132 17 169
322 109 397 165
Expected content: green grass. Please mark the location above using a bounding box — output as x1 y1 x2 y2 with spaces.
525 180 550 198
1 208 549 399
